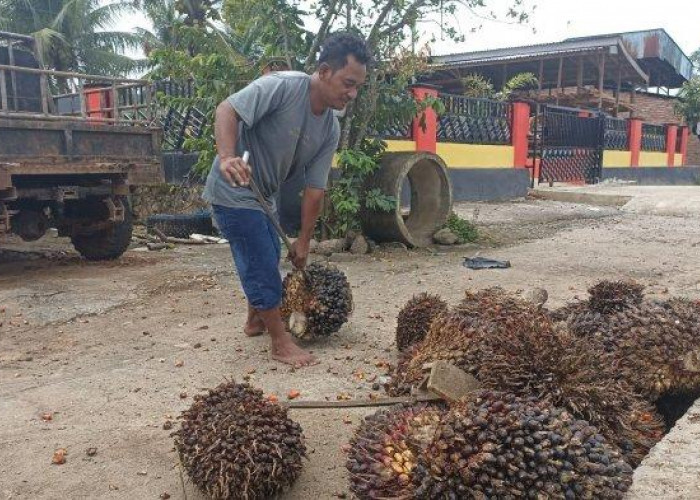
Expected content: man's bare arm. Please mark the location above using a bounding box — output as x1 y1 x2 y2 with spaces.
214 101 250 186
289 187 325 269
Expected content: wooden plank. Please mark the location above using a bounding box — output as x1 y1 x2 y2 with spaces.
598 50 606 108
615 55 622 117
0 70 7 111
556 57 563 105
7 42 18 110
577 56 584 92
39 73 49 115
0 63 148 85
77 80 87 118
285 394 440 409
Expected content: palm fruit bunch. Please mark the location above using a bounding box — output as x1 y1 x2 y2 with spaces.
173 381 306 500
281 262 353 340
386 288 547 396
413 391 634 499
396 293 448 352
588 280 645 313
554 282 700 401
346 403 446 500
387 288 664 466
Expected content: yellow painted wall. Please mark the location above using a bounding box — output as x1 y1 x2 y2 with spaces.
638 151 669 167
332 140 416 167
385 140 418 152
436 143 514 168
674 153 684 166
603 150 632 168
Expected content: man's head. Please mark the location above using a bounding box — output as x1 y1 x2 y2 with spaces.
316 33 370 110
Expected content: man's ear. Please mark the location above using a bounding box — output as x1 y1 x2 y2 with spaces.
318 62 333 80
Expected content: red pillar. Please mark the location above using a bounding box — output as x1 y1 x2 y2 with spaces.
666 124 678 167
410 85 438 153
512 101 530 168
679 126 690 166
629 119 643 167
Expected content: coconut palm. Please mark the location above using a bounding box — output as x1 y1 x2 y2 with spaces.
0 0 143 75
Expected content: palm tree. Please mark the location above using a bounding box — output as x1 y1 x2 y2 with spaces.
0 0 143 76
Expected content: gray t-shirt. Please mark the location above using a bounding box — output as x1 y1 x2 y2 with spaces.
202 72 340 212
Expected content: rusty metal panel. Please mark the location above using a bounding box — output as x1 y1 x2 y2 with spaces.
71 130 155 157
0 125 65 156
618 30 693 85
127 162 164 186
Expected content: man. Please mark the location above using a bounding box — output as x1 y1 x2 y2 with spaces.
203 33 370 366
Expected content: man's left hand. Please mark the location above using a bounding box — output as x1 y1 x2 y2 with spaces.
288 238 310 270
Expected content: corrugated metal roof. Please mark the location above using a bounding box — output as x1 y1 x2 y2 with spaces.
432 29 692 88
432 37 622 66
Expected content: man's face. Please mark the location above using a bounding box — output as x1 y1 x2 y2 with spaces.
319 55 367 110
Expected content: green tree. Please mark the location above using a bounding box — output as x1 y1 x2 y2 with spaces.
0 0 143 75
222 0 310 69
675 77 700 130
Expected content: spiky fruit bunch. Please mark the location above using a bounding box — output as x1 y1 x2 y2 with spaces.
173 381 306 500
387 288 664 466
414 391 634 499
396 293 448 352
346 403 446 499
281 263 353 339
588 280 645 313
387 288 550 396
556 287 700 401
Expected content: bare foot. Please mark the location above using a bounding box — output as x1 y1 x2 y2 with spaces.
271 334 317 367
244 318 266 337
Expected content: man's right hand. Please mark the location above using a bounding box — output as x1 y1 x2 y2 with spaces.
220 156 251 186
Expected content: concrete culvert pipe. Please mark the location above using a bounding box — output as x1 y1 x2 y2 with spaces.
361 152 452 248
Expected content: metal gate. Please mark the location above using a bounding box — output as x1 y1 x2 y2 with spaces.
533 105 604 185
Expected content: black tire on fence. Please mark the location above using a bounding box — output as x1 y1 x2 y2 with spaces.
71 197 134 261
145 211 214 239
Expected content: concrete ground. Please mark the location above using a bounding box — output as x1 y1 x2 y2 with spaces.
1 194 700 499
534 183 700 217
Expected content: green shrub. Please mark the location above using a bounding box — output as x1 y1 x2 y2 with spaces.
444 212 478 243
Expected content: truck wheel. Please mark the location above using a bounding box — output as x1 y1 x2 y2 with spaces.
71 198 134 261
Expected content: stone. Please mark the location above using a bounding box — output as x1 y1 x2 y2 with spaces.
309 238 319 253
522 288 549 308
315 238 346 256
433 228 459 245
349 235 369 255
381 242 408 252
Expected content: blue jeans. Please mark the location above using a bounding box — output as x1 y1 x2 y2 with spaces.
212 205 283 311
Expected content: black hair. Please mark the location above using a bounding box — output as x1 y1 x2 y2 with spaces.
318 32 371 71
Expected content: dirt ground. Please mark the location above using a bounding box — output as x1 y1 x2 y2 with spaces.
2 196 700 500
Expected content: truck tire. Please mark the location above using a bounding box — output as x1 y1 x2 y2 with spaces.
145 211 214 239
71 197 134 261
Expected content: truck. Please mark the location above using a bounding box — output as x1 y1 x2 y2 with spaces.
0 31 163 260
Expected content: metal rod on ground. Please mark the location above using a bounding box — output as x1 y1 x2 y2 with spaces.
241 151 294 253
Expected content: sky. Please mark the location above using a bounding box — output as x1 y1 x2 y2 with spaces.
116 0 700 60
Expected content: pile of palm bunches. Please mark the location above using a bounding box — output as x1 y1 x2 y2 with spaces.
386 288 664 466
396 293 448 352
413 391 634 499
173 381 306 500
281 262 353 339
346 403 446 499
554 281 700 401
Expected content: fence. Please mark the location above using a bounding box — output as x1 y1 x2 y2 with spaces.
641 123 667 152
0 63 156 125
604 117 629 150
437 93 511 145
